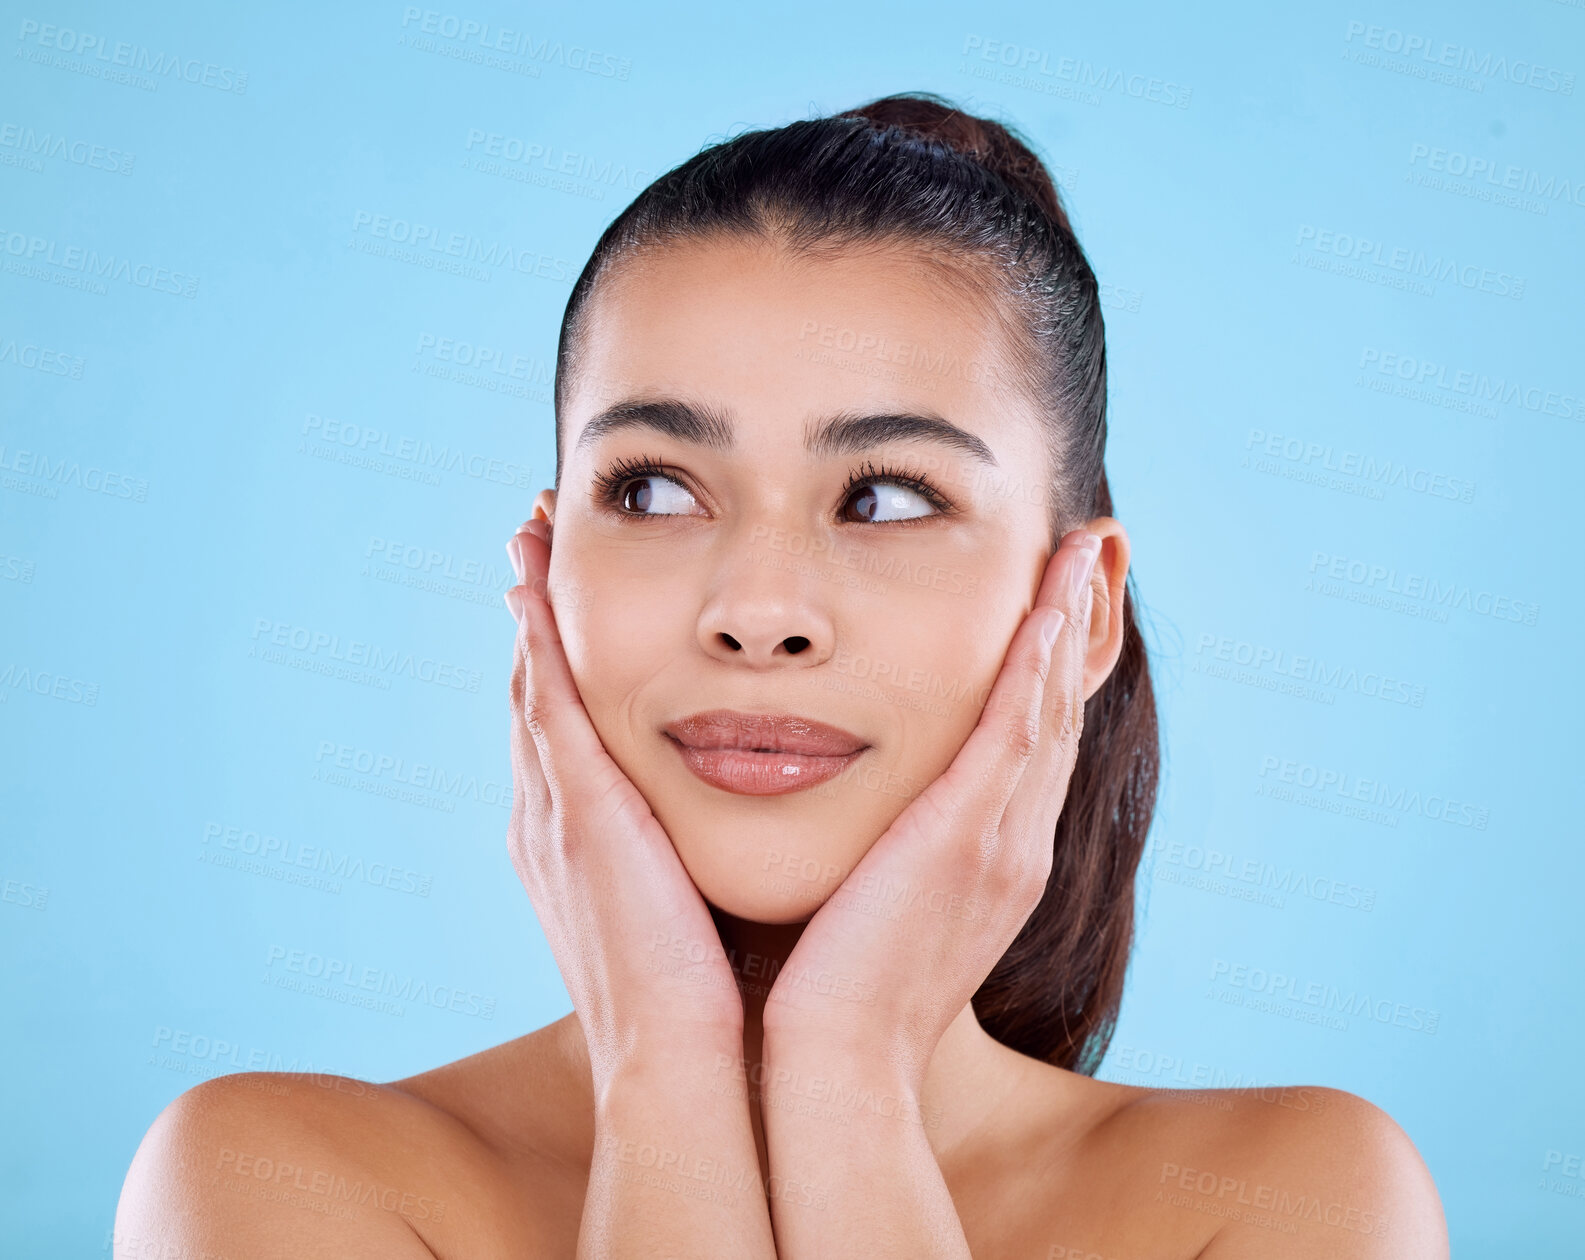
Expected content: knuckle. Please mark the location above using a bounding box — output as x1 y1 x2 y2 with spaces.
1030 637 1055 683
1005 706 1042 762
521 696 553 743
985 849 1028 904
506 799 566 871
968 817 1006 877
988 835 1047 910
963 830 1001 874
1019 839 1054 891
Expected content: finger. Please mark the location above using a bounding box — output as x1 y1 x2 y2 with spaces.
1000 532 1099 844
912 590 1065 862
522 517 550 545
505 524 545 798
918 531 1098 847
506 533 627 811
506 585 551 814
505 507 554 592
953 528 1100 788
1033 529 1099 774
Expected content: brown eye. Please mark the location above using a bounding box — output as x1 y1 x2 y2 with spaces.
843 480 937 524
609 473 702 517
621 479 653 512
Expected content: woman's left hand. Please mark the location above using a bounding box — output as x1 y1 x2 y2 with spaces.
761 528 1102 1081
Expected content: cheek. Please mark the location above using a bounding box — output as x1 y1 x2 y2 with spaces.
551 551 674 749
835 585 1024 783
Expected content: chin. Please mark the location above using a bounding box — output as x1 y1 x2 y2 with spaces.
700 883 822 926
607 729 917 925
663 808 871 926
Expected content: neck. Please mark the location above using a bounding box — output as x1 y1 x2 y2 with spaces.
707 905 1026 1177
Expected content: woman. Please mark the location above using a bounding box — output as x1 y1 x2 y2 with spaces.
116 93 1448 1257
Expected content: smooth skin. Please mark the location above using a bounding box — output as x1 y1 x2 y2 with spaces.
115 235 1448 1258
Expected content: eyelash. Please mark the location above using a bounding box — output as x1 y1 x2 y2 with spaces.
590 453 956 525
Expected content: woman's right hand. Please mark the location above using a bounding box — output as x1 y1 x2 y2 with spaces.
503 518 744 1086
506 519 779 1258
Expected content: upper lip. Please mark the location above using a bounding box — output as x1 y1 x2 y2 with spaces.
664 709 868 757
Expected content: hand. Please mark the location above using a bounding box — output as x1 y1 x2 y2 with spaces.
760 528 1101 1082
503 519 745 1085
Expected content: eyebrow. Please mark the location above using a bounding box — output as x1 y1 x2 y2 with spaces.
574 397 999 469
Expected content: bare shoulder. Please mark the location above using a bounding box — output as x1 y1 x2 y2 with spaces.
116 1023 587 1259
1101 1082 1449 1259
114 1070 453 1258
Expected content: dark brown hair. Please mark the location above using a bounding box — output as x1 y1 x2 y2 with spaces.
551 92 1160 1075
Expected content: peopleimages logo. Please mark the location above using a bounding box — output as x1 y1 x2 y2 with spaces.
1307 551 1539 627
202 821 435 896
13 18 250 93
0 226 199 297
1408 143 1585 210
462 130 651 191
1342 21 1575 94
398 8 631 79
1153 840 1378 911
1209 958 1440 1034
249 618 483 693
350 211 573 282
0 123 134 174
1294 225 1524 300
960 35 1193 108
1193 628 1429 708
1357 348 1582 422
0 336 85 378
313 740 511 810
264 946 497 1019
413 332 554 386
0 444 149 501
300 411 535 488
1244 428 1475 505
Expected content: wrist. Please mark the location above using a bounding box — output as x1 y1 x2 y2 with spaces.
760 1026 923 1101
590 1026 747 1113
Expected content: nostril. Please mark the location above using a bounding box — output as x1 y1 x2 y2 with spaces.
715 633 811 654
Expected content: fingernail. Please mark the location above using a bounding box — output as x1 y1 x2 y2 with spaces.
506 535 524 581
1041 607 1066 648
1069 535 1100 602
504 587 525 622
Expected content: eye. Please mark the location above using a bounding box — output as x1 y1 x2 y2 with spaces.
592 455 705 518
838 460 954 526
592 454 957 525
613 473 699 516
843 482 935 524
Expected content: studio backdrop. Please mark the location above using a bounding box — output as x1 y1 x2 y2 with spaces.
2 1 1581 1255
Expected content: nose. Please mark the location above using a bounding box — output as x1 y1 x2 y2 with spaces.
695 563 837 669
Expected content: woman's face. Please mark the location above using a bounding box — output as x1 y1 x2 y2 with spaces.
536 234 1060 924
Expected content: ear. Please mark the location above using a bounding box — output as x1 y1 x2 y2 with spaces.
1075 517 1130 702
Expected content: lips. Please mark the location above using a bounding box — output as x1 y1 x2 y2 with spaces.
663 709 869 796
665 710 867 756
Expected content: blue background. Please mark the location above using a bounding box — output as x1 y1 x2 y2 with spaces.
3 1 1582 1253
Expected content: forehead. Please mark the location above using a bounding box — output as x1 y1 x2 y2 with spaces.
565 233 1041 458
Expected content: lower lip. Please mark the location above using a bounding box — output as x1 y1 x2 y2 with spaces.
667 738 865 796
